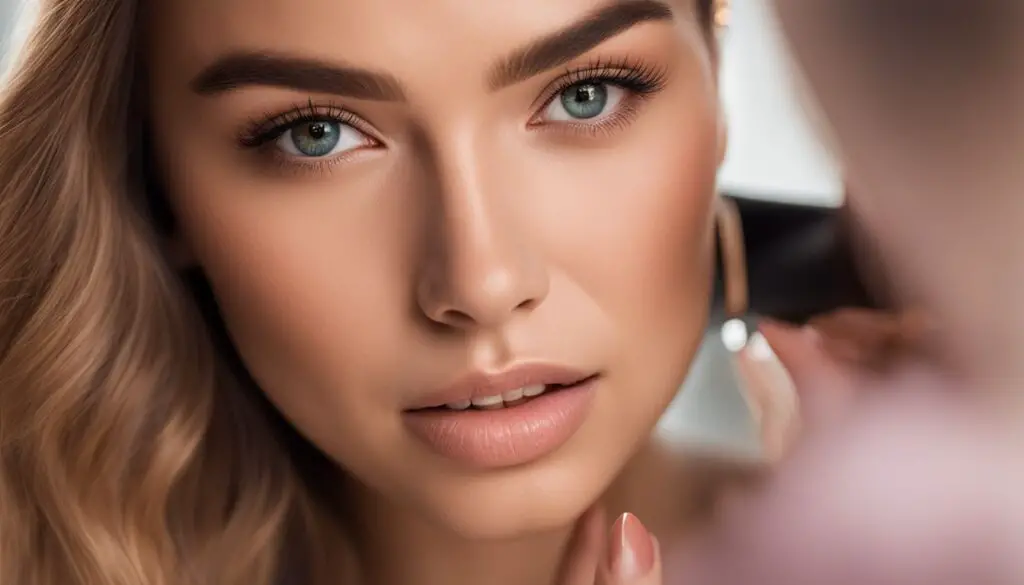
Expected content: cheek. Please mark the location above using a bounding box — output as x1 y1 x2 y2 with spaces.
533 100 720 449
163 159 421 450
545 106 719 350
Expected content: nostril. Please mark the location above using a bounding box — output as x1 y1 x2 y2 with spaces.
438 308 474 328
515 298 538 312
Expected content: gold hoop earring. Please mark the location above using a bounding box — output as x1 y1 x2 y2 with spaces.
714 196 799 460
715 196 750 352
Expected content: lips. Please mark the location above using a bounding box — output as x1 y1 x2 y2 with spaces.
401 374 598 471
402 371 600 469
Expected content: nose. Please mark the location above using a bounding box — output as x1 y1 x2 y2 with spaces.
416 150 549 331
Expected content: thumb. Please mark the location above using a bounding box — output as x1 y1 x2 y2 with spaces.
596 513 662 585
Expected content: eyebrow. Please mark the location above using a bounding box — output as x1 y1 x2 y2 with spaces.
189 0 674 99
190 53 406 100
487 0 675 90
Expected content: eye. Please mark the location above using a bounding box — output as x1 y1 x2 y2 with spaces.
276 120 370 158
541 81 627 123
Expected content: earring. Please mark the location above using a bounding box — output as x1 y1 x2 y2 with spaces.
715 196 749 347
714 196 799 461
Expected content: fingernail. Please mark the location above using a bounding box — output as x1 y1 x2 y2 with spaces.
746 331 776 362
607 513 655 580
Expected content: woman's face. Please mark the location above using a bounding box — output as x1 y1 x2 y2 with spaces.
146 0 724 537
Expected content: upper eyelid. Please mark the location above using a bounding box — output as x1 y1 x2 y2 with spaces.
241 61 664 145
240 105 375 146
529 61 667 108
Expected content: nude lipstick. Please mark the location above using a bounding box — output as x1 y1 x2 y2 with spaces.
402 364 599 469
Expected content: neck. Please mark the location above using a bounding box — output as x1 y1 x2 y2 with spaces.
322 439 702 585
340 480 576 585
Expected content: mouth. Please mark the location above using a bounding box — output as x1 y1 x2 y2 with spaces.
402 366 601 469
405 363 599 412
415 375 600 412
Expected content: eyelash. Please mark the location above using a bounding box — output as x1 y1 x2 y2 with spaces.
237 57 669 173
531 57 668 136
238 100 380 174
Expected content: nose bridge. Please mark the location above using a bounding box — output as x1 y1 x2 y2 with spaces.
416 132 548 329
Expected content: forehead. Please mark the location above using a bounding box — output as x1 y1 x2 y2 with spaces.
148 0 694 79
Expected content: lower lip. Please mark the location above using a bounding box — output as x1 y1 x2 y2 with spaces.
402 377 599 469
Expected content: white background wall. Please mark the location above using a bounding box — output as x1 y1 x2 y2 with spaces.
719 0 841 206
0 0 16 54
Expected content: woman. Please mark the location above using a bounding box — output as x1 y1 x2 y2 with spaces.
0 0 896 583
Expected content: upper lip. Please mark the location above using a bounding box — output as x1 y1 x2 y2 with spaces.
407 363 596 410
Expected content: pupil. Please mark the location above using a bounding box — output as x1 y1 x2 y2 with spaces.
574 85 597 103
307 123 326 140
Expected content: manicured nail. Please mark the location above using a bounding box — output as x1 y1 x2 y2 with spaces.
608 513 655 580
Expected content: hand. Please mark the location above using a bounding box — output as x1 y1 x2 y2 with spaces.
554 308 920 585
665 311 1024 585
558 508 661 585
736 307 925 461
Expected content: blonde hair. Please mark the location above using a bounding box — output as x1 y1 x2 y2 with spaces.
0 1 327 583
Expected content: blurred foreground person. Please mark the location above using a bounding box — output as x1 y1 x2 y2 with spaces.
657 2 1024 583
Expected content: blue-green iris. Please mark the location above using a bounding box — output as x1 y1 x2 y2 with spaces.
291 121 341 157
559 82 608 119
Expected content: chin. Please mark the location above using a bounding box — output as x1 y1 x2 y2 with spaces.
420 476 599 540
399 429 638 540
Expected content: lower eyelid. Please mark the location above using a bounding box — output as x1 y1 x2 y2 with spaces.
568 104 642 135
261 145 381 177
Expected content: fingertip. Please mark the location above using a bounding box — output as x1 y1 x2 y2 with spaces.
606 513 656 583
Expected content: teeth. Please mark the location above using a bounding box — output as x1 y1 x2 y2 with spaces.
446 385 550 410
502 387 524 402
470 394 503 408
523 384 546 397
